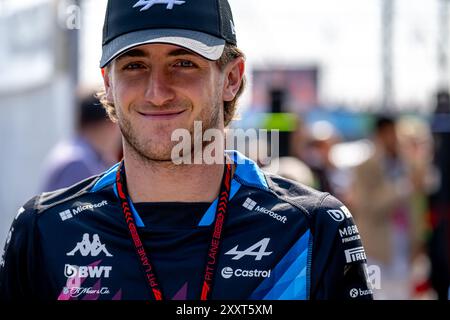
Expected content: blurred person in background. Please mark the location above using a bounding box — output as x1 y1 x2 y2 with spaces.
262 156 316 187
302 121 343 197
396 116 438 299
263 116 316 187
40 90 122 192
351 115 419 299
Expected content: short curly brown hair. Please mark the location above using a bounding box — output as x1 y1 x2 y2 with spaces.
97 44 246 127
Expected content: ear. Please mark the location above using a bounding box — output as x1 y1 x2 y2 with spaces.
102 67 114 103
222 57 245 102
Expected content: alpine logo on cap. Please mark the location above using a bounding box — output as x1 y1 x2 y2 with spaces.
133 0 186 11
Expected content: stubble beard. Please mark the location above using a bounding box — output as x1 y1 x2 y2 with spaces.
118 97 222 166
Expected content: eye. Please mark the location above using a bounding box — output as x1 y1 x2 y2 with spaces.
123 62 145 70
174 60 196 68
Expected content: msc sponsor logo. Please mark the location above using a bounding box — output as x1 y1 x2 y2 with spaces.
344 246 367 263
327 205 353 222
242 198 287 224
66 233 113 257
58 200 108 221
63 286 110 298
225 238 272 261
349 287 373 298
64 264 112 279
221 267 271 279
339 225 361 243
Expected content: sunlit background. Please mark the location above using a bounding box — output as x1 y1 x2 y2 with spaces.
0 0 449 300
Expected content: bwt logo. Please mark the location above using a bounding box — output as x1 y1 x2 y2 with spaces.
327 206 353 222
64 264 112 279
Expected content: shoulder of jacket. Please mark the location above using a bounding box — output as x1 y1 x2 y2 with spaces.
33 175 102 215
262 172 331 219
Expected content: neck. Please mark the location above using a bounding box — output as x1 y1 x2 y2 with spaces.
123 148 227 203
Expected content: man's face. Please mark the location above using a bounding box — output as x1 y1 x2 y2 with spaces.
103 43 234 162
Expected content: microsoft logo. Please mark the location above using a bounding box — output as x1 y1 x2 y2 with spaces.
242 198 257 211
59 209 73 221
57 201 108 222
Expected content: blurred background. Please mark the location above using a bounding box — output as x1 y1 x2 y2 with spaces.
0 0 449 299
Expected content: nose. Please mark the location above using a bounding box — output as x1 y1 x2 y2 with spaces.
144 67 176 107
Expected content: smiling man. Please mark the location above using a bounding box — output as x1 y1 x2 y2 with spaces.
0 0 372 300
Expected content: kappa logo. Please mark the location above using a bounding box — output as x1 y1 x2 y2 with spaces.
133 0 186 11
66 233 113 257
242 198 288 224
58 200 108 221
327 206 353 222
225 238 273 261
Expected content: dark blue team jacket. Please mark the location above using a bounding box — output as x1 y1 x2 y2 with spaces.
0 151 373 300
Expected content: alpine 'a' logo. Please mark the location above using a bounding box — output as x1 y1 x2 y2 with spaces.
225 238 273 261
133 0 186 11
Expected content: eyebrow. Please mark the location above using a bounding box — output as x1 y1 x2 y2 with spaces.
115 47 199 63
167 48 199 57
115 48 147 62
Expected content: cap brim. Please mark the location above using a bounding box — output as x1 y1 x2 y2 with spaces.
100 29 225 68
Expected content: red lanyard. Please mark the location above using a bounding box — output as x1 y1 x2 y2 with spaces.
115 161 232 300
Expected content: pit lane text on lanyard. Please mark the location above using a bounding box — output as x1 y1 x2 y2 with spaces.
116 161 232 300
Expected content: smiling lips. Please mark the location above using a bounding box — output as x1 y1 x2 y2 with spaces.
138 110 186 120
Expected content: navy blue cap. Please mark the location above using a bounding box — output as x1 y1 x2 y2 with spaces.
100 0 237 67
